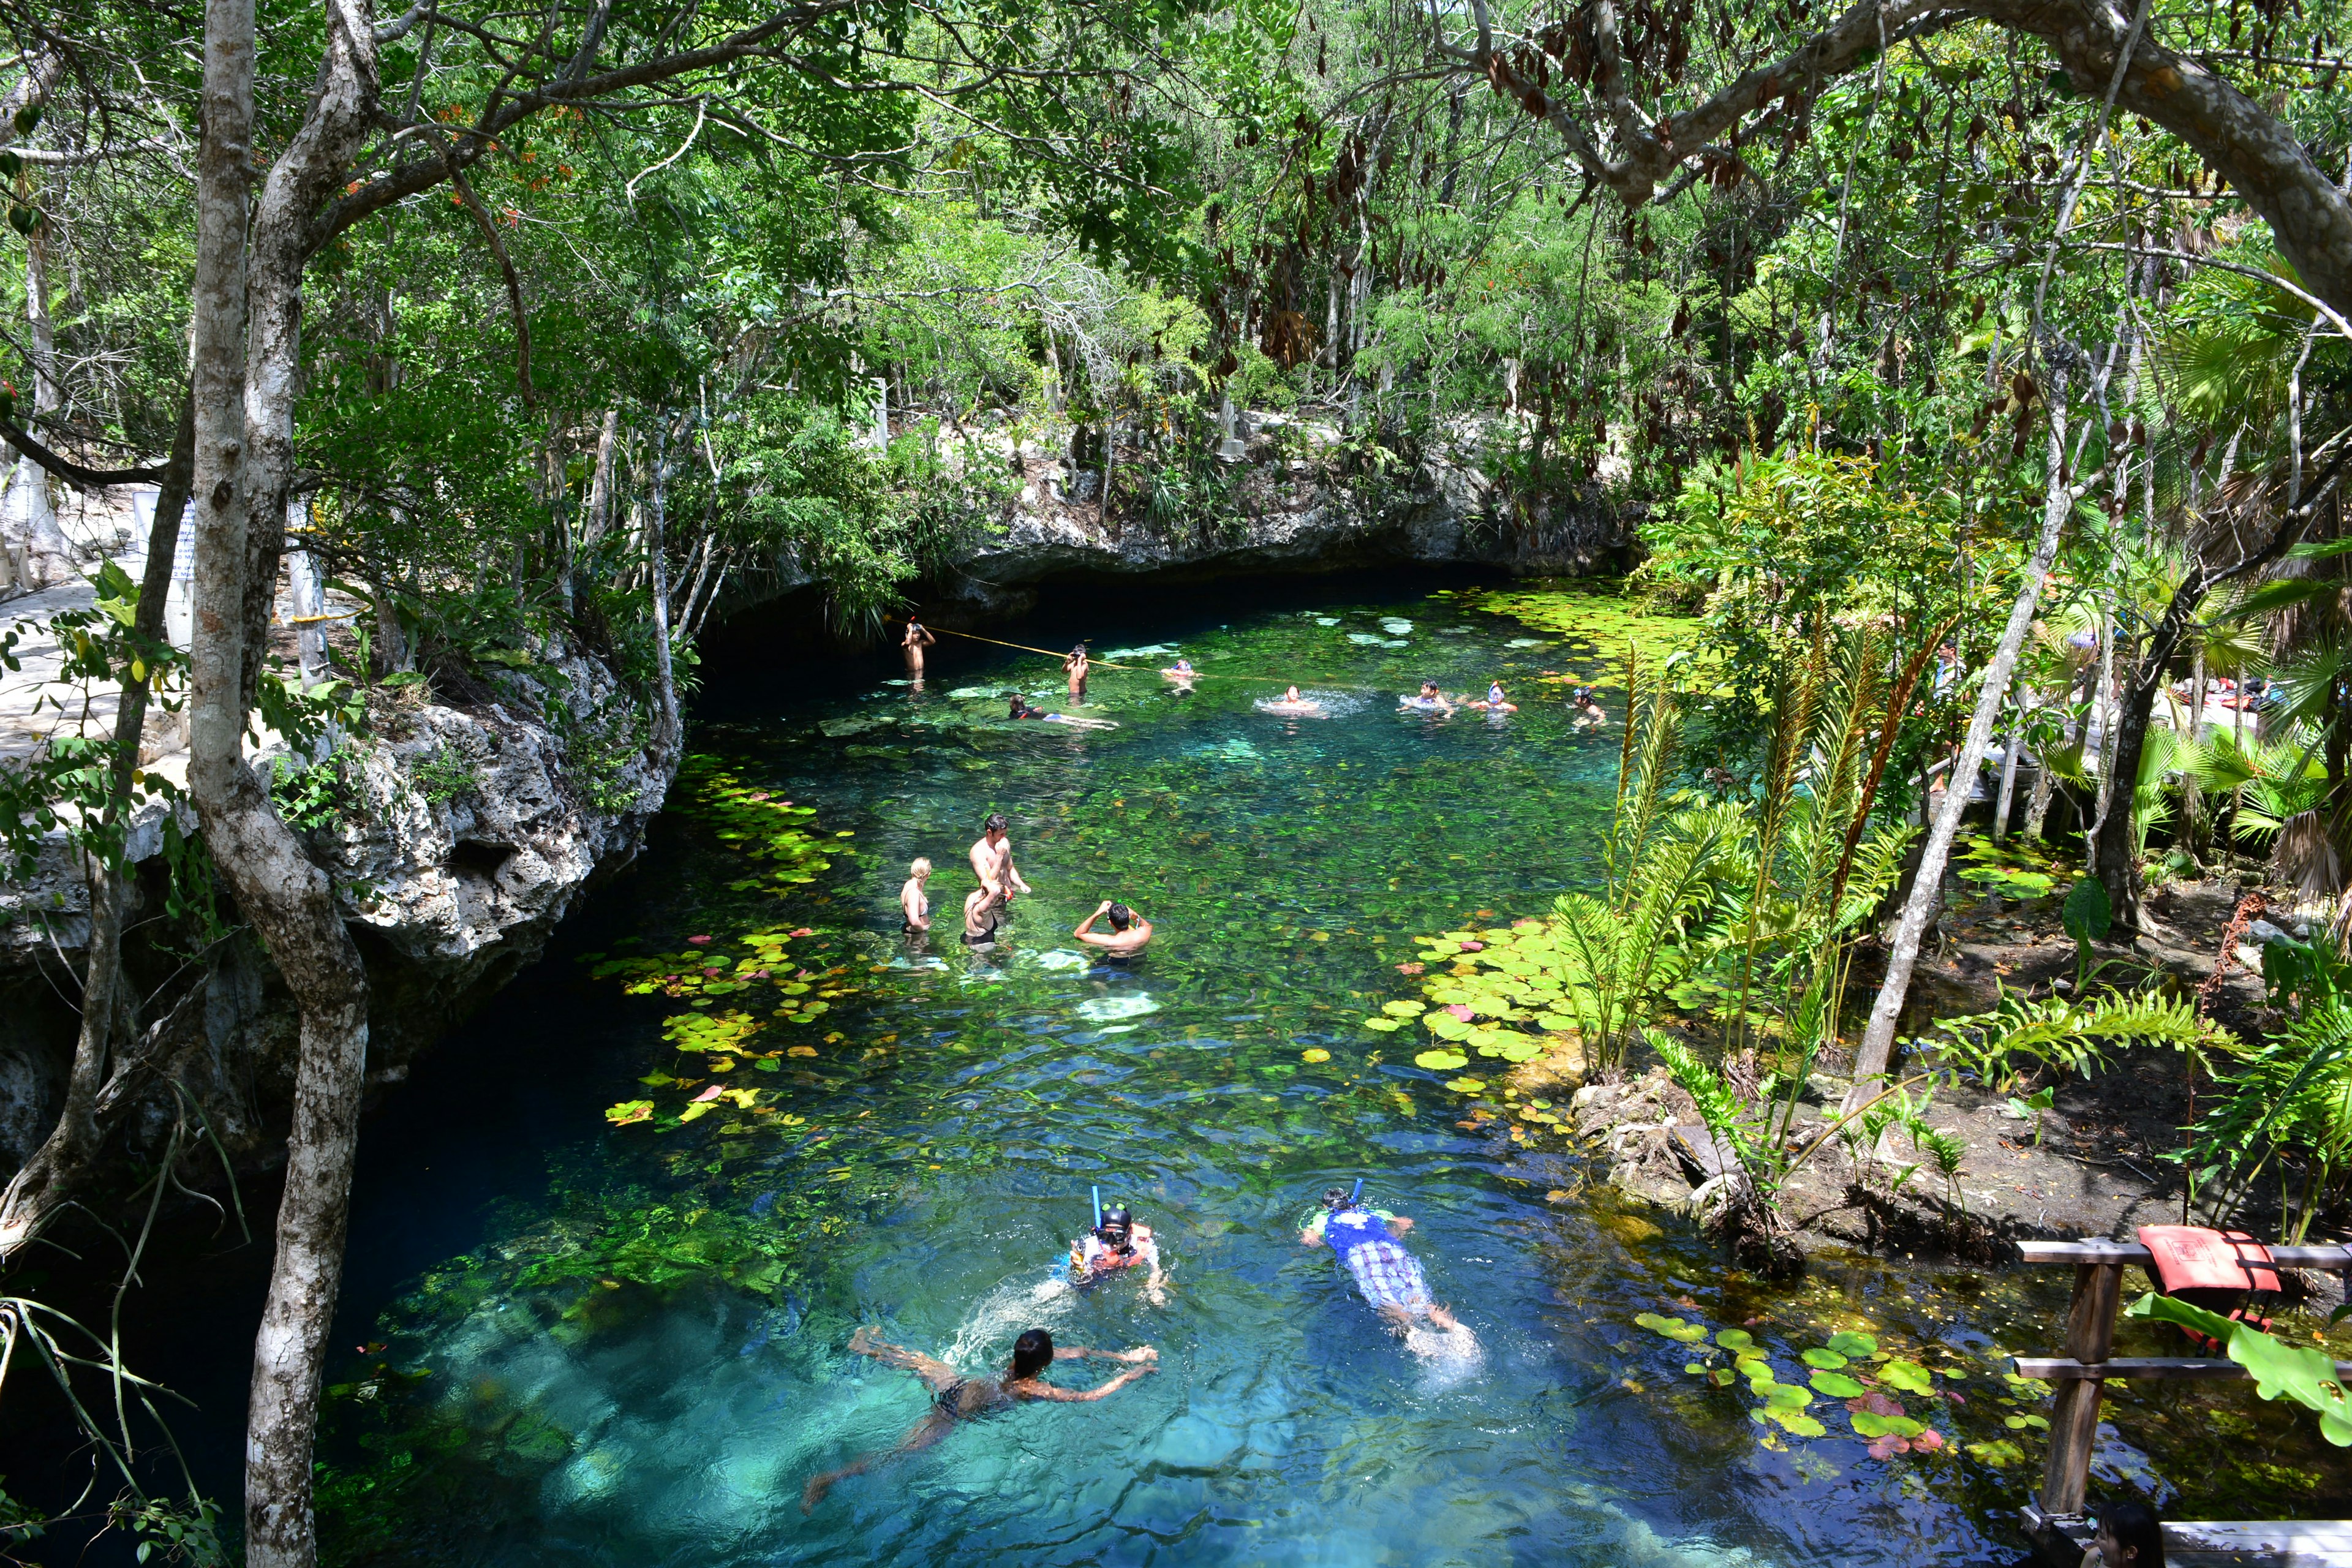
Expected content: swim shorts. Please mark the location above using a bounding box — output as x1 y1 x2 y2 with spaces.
1343 1240 1430 1313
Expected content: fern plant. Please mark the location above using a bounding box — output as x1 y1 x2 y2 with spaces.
2188 1000 2352 1245
1928 985 2226 1094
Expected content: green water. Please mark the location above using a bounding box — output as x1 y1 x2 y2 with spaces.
311 584 2343 1566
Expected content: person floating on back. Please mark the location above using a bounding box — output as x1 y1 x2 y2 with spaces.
800 1327 1156 1512
1008 692 1118 729
1301 1186 1461 1335
900 857 932 933
1070 1204 1168 1303
1075 899 1152 956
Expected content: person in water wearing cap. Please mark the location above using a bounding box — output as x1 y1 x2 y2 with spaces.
800 1326 1158 1511
1074 899 1153 956
1063 642 1090 703
1071 1205 1167 1303
1468 682 1517 712
1300 1187 1461 1333
1569 686 1608 729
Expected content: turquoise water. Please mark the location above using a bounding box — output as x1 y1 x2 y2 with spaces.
299 583 2316 1567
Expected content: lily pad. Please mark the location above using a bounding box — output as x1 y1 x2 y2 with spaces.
1425 1012 1472 1041
1443 1077 1485 1093
1362 1017 1403 1031
1809 1371 1868 1398
1715 1329 1755 1352
1634 1313 1709 1344
1826 1331 1879 1359
1765 1409 1828 1439
1414 1049 1469 1071
1848 1411 1924 1440
1879 1360 1935 1395
1382 1000 1428 1017
1801 1348 1850 1370
1765 1384 1814 1411
1301 1047 1331 1063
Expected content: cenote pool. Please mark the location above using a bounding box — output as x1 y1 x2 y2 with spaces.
37 578 2344 1566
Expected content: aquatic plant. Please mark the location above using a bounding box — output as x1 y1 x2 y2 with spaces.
1643 1315 1956 1455
2126 1294 2352 1447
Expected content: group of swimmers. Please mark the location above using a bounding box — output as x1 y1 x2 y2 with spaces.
902 615 1608 728
802 1185 1466 1512
899 813 1152 954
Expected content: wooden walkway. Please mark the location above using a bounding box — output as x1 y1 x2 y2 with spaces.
2013 1240 2352 1567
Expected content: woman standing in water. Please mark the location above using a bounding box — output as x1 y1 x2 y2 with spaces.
801 1327 1156 1510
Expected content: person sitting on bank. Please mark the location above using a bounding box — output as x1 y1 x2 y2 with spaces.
1074 899 1152 956
1070 1204 1167 1303
800 1327 1156 1512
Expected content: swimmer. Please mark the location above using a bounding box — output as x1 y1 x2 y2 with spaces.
1569 685 1608 728
1069 1204 1167 1303
900 857 933 933
1161 657 1197 692
801 1327 1157 1512
1074 899 1152 956
1468 682 1517 712
1399 679 1453 714
900 617 937 674
1008 692 1119 730
1261 684 1324 715
1301 1186 1462 1336
970 812 1033 908
1064 642 1090 703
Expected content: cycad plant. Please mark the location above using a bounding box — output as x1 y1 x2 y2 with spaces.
1544 654 1748 1072
2189 998 2352 1245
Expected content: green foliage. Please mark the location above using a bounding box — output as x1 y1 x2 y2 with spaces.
1928 985 2223 1095
270 755 346 833
409 744 480 807
2125 1292 2352 1447
2188 1000 2352 1244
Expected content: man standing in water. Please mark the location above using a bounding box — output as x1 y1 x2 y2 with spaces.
1073 899 1152 956
1063 642 1090 704
969 812 1032 908
801 1327 1156 1512
901 616 937 674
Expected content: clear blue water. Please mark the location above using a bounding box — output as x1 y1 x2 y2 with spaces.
48 579 2325 1566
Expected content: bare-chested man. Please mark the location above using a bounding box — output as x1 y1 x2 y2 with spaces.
968 812 1032 907
902 617 937 673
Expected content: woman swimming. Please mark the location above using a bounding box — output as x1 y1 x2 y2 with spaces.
1259 684 1325 715
1469 682 1517 712
801 1327 1156 1511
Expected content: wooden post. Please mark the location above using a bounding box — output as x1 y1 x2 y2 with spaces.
2038 1261 2123 1516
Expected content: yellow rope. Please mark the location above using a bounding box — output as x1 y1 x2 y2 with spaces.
921 624 1392 693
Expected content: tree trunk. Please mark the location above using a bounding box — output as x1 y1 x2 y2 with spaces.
1994 701 2023 840
647 422 680 754
0 391 195 1253
7 211 74 584
287 499 328 690
194 2 383 1564
1848 372 2078 1105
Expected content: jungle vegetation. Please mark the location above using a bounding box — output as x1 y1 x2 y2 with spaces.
0 0 2350 1557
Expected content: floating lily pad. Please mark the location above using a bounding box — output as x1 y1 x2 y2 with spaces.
1966 1439 2026 1468
1879 1360 1935 1395
1765 1384 1814 1411
1634 1313 1709 1343
1414 1049 1469 1071
1382 1000 1428 1017
1848 1411 1924 1440
1766 1409 1828 1439
604 1100 654 1126
1443 1077 1485 1093
1301 1048 1331 1063
1362 1017 1403 1031
1826 1331 1879 1359
1715 1329 1755 1352
1425 1012 1472 1041
1809 1371 1868 1398
1801 1348 1850 1370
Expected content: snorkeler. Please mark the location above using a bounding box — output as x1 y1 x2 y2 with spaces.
1064 643 1090 703
1300 1186 1461 1335
1070 1205 1168 1303
1469 682 1517 712
1569 686 1608 728
900 858 933 933
970 813 1033 908
901 617 937 674
1008 692 1120 730
1261 684 1324 715
1400 679 1452 714
801 1327 1158 1512
1074 899 1153 956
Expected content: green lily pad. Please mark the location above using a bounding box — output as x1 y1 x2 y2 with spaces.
1443 1077 1486 1093
1809 1371 1868 1398
1715 1329 1755 1352
1826 1331 1879 1359
1848 1411 1924 1440
1425 1012 1472 1041
1382 1000 1427 1017
1765 1384 1813 1411
1801 1348 1850 1370
1496 1039 1544 1063
1966 1439 2026 1468
1879 1360 1935 1395
1634 1313 1708 1344
1362 1017 1403 1031
1766 1409 1828 1438
1414 1049 1469 1071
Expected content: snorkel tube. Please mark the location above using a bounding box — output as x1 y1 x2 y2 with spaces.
1349 1178 1363 1207
1093 1185 1103 1231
